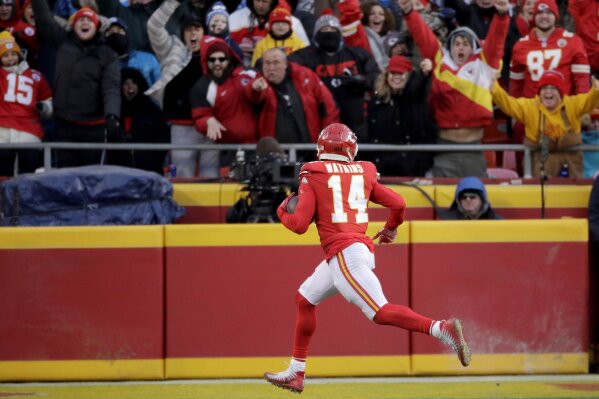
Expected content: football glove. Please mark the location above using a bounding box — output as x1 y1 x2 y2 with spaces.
373 227 397 244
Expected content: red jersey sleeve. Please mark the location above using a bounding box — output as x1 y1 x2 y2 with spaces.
338 0 372 53
369 181 406 230
481 13 509 69
404 10 442 64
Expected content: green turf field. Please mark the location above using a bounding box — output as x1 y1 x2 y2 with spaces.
1 375 599 399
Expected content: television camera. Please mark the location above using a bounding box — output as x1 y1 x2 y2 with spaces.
226 148 302 223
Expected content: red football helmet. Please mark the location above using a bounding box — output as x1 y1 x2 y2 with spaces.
316 123 358 162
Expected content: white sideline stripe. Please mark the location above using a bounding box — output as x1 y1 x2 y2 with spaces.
1 374 599 387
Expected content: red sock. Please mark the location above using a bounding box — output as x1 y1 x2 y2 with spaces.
373 303 433 334
292 291 316 360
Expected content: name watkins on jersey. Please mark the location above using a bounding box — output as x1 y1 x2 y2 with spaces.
324 163 364 174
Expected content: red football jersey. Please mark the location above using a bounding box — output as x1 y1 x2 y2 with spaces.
509 27 590 98
0 66 52 138
277 160 406 260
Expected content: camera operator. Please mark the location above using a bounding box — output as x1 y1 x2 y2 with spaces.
227 137 301 223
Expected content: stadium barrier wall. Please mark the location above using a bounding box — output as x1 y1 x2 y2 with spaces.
0 220 589 380
0 226 165 381
410 219 589 375
173 183 591 223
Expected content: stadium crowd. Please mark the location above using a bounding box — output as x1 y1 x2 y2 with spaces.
0 0 598 178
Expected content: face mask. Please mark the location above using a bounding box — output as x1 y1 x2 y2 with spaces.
106 33 129 56
315 31 341 53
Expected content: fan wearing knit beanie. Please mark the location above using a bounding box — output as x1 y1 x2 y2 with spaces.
189 36 259 146
0 30 22 67
507 0 589 177
312 9 343 52
228 0 309 67
492 72 599 178
251 5 306 66
0 30 53 176
205 2 243 59
30 0 121 168
206 1 229 36
68 7 100 42
288 7 379 141
509 0 590 99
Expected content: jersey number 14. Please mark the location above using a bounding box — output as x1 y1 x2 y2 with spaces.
328 174 368 224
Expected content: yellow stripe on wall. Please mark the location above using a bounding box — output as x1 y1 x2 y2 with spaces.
435 185 591 208
0 353 586 381
0 225 164 249
166 356 411 379
173 183 246 206
411 219 588 243
411 353 588 375
173 183 435 209
165 223 409 247
370 185 435 209
0 359 164 381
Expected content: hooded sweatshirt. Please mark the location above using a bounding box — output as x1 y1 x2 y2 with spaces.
403 8 509 129
438 176 502 220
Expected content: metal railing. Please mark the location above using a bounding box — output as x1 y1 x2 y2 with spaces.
2 142 599 179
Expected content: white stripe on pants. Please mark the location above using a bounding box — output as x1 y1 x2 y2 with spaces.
299 243 388 320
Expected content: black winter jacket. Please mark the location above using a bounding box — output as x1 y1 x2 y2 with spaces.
32 0 121 122
289 45 379 142
366 71 437 177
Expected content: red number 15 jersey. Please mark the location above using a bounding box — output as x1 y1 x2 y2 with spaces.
277 160 406 260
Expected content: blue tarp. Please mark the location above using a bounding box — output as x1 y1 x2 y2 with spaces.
0 165 185 226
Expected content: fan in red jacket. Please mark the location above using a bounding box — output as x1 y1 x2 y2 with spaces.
0 0 39 62
189 36 260 144
245 48 340 143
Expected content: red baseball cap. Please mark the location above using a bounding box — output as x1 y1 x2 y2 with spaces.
387 55 413 73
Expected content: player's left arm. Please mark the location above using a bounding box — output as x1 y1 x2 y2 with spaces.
369 181 406 244
370 181 406 231
277 183 316 234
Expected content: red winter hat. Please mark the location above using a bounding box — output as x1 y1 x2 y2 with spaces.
533 0 559 19
206 40 230 59
538 70 566 96
387 55 413 73
269 6 292 26
69 7 100 28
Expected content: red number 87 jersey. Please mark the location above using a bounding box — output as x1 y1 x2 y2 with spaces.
277 160 406 260
509 27 590 98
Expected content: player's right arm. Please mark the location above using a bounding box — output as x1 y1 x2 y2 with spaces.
277 179 316 234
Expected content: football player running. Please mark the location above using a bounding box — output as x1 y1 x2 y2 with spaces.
264 123 471 393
